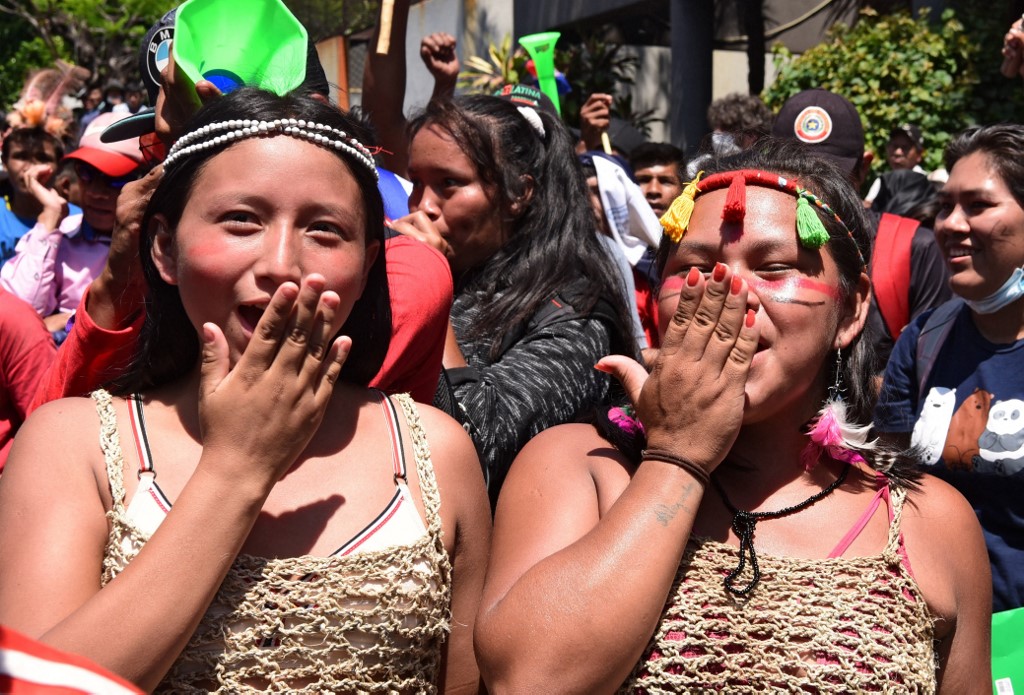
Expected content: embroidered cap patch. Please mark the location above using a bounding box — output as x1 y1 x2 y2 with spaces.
792 106 833 144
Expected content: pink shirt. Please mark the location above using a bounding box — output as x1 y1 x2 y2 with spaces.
0 214 110 317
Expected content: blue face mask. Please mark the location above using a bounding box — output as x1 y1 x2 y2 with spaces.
964 266 1024 314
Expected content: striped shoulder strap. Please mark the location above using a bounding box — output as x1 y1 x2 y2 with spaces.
390 393 443 538
126 393 157 477
375 389 408 482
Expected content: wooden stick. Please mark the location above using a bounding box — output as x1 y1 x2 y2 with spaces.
376 0 395 54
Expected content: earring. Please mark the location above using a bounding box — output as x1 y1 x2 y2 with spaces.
829 347 843 402
799 347 876 470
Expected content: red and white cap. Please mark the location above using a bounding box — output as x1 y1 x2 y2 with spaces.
65 112 144 177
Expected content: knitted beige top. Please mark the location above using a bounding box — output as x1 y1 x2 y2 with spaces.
93 390 452 694
619 485 937 693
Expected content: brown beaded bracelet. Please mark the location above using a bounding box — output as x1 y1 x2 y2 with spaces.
641 448 711 488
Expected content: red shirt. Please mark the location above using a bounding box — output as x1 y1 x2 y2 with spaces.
0 290 57 470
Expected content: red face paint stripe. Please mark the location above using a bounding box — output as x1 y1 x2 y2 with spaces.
748 276 842 301
661 275 686 293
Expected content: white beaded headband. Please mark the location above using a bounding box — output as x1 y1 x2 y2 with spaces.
162 118 379 180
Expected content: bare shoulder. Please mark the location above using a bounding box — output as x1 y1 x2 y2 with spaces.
493 422 634 524
515 422 632 479
900 472 987 577
901 473 987 570
23 393 103 425
899 473 990 641
901 473 981 531
9 395 106 465
408 401 481 477
3 394 112 502
406 401 489 533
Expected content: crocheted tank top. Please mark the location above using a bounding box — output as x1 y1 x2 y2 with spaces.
93 390 452 693
619 484 937 693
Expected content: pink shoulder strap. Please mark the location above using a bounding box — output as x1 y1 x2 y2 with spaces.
828 471 892 558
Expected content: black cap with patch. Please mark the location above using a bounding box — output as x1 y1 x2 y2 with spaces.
771 88 865 173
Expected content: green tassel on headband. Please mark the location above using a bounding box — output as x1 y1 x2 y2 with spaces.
660 171 703 242
795 195 830 248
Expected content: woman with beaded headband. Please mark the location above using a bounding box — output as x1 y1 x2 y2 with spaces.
389 94 639 504
0 88 491 693
474 138 990 691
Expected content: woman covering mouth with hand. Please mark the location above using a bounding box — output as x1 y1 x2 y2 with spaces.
474 138 990 693
0 88 490 693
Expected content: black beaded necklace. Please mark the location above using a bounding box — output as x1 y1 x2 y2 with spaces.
711 465 849 598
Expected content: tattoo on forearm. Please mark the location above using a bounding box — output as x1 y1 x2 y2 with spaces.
654 483 698 527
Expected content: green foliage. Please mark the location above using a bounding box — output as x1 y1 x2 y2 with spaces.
762 7 1020 179
457 34 528 94
0 0 176 100
764 9 967 175
0 23 69 110
557 31 640 129
947 0 1024 125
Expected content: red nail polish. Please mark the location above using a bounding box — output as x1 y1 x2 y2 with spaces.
745 309 756 328
730 276 743 295
686 267 700 287
713 263 727 282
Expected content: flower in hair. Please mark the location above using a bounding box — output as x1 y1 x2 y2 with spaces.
607 405 646 438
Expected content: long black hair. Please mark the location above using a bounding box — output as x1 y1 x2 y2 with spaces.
407 95 638 360
109 88 390 394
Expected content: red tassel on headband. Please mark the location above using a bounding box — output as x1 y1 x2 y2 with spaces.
722 174 746 223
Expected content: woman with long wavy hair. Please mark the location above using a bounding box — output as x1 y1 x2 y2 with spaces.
391 92 638 500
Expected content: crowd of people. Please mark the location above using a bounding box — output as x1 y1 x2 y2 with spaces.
0 2 1022 691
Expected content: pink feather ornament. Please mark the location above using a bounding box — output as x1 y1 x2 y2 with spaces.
800 398 875 470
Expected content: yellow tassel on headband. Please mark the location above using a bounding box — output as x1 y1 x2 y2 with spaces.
659 171 703 240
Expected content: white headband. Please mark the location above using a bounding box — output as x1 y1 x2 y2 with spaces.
162 118 378 179
516 106 546 139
